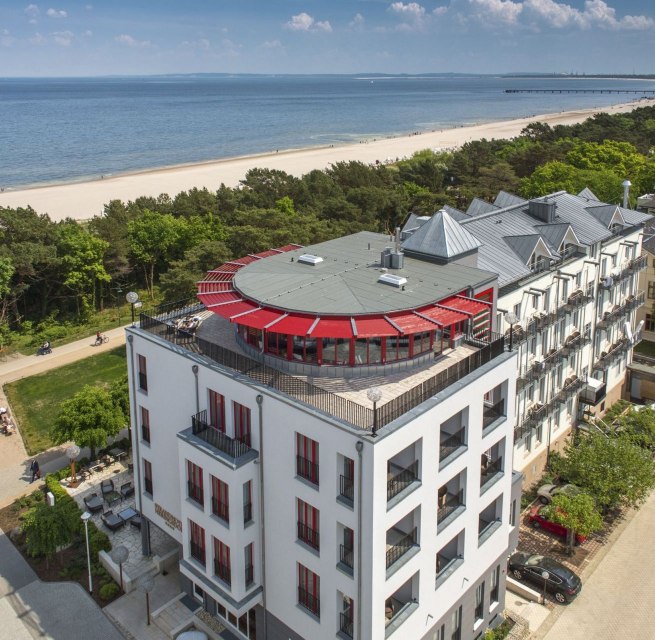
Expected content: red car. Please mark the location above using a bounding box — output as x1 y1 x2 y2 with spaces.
528 505 587 544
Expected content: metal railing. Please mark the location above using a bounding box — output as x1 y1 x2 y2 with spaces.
214 559 231 585
245 564 254 587
138 372 148 392
187 481 204 506
340 544 354 569
212 497 229 523
339 475 354 502
140 310 506 431
437 489 464 524
297 522 320 550
436 553 461 578
387 460 419 501
141 423 151 443
190 541 205 565
385 527 417 569
340 612 354 638
439 429 466 460
594 338 631 370
482 400 505 429
243 502 252 525
480 459 503 489
191 410 253 461
298 586 320 617
296 455 319 486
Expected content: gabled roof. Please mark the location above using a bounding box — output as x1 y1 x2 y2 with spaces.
504 234 554 265
578 187 600 202
494 191 527 208
401 209 481 260
535 223 582 254
442 205 470 222
586 204 626 229
467 198 500 216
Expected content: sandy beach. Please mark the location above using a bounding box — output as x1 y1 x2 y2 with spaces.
0 100 645 222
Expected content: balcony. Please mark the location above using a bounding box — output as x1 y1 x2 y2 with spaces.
339 474 355 504
340 611 354 638
437 490 465 528
211 497 229 523
439 428 466 467
384 593 418 638
214 558 231 586
188 410 256 464
436 552 464 587
138 371 148 392
553 375 584 405
563 289 593 312
628 255 647 273
297 522 320 551
339 544 354 571
298 586 320 618
187 481 204 507
480 458 503 493
482 400 505 432
190 541 205 566
386 527 418 570
245 563 254 587
243 502 253 525
387 461 419 502
594 339 630 370
478 518 501 546
297 455 319 486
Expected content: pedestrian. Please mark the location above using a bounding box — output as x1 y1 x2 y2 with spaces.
30 459 40 483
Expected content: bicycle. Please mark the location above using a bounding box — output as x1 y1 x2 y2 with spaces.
94 335 109 346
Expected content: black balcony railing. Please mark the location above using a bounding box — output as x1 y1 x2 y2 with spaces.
191 410 253 461
339 474 354 503
296 455 319 486
243 502 253 525
141 423 151 443
190 541 205 565
245 563 254 587
436 553 461 578
212 497 229 523
340 544 354 569
440 429 466 461
437 489 465 524
385 527 417 569
138 371 148 392
297 522 320 550
480 458 503 489
387 460 419 501
482 400 505 430
298 586 320 617
594 338 630 370
144 477 153 495
340 612 354 638
214 558 231 585
187 481 204 506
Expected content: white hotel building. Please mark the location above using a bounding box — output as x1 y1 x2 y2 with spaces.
409 188 649 487
127 229 522 640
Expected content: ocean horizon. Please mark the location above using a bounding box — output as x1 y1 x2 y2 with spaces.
2 74 654 189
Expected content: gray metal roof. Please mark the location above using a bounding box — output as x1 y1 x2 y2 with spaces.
467 198 500 216
494 191 527 208
401 212 420 233
233 231 495 315
504 235 545 265
401 210 481 259
618 205 652 226
442 205 470 222
535 223 578 253
578 187 600 202
585 204 624 228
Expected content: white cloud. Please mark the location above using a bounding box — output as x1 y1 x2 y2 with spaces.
24 4 39 18
52 29 73 45
349 13 365 29
433 6 449 16
85 4 93 9
83 29 92 37
1 29 15 47
180 38 210 51
46 8 67 18
29 31 46 44
285 12 332 33
260 39 283 50
468 0 523 25
221 38 241 57
390 2 426 21
115 34 151 47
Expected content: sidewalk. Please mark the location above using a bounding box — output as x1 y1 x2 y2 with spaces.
0 325 128 507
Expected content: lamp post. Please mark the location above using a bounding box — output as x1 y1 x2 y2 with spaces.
110 545 129 592
66 443 81 488
541 570 550 603
81 511 93 594
504 312 519 351
138 574 156 625
367 387 383 437
126 291 139 327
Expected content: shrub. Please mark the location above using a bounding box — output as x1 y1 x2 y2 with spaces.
88 526 111 561
99 582 119 601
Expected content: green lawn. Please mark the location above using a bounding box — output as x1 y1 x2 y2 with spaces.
4 346 127 455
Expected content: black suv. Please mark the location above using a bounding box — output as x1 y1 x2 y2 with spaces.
508 552 582 604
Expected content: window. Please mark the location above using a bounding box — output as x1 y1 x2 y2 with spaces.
340 595 354 638
209 389 226 432
297 498 320 551
140 406 150 443
490 565 500 603
530 337 536 356
186 461 204 506
513 302 521 318
243 481 253 525
451 605 462 640
189 520 206 566
340 526 354 570
213 537 231 585
435 625 445 640
543 289 550 312
510 499 517 527
647 314 655 332
340 456 355 502
211 476 229 523
298 564 320 617
475 581 485 621
137 354 148 392
143 459 153 496
244 543 254 586
233 402 251 446
296 433 319 485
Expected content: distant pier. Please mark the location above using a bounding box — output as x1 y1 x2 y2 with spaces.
505 89 655 94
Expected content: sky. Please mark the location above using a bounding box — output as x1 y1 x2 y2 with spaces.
1 0 654 76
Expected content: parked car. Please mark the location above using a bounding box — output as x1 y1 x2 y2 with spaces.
537 483 581 505
508 552 582 604
528 505 588 544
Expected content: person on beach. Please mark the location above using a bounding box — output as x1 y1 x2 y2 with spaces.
30 459 40 482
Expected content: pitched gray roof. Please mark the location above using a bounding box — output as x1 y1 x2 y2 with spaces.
535 223 578 254
618 205 652 226
578 187 600 201
401 209 481 259
442 205 470 222
586 204 625 228
494 191 527 208
504 235 548 265
467 198 499 216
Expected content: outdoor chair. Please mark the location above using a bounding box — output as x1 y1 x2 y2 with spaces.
100 479 115 496
120 482 135 499
130 515 142 530
83 492 104 514
101 510 125 532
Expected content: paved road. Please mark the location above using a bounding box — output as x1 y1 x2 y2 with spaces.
0 325 128 507
537 488 655 640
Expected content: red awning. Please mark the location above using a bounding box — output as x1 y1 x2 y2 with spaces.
389 312 439 333
197 281 233 293
199 292 240 307
211 300 259 319
309 317 354 339
441 295 491 315
233 308 286 330
418 305 468 326
268 314 316 336
231 256 259 266
218 263 246 273
354 316 399 337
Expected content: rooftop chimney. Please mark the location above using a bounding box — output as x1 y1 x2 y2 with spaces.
528 198 556 224
622 179 632 209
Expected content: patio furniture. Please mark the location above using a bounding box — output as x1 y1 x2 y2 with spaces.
130 514 142 530
101 510 125 532
118 506 138 523
104 490 121 507
100 479 115 496
89 460 103 473
83 492 104 514
109 447 128 462
120 482 134 499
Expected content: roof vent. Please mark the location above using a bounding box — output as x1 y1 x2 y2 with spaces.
298 254 324 266
378 273 407 288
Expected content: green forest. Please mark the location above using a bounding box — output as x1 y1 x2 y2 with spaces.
2 105 655 352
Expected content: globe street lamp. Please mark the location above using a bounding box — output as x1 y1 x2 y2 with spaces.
126 291 139 327
138 574 156 625
541 570 550 603
110 545 129 592
81 511 93 594
505 312 520 351
66 443 81 488
367 387 383 437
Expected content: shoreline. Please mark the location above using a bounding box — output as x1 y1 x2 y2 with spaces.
0 99 645 222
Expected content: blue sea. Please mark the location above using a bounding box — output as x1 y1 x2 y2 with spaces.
1 74 654 188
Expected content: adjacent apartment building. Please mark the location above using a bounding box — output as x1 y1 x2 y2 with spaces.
127 229 521 640
401 188 648 486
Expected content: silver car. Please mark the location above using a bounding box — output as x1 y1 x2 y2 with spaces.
536 483 581 505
